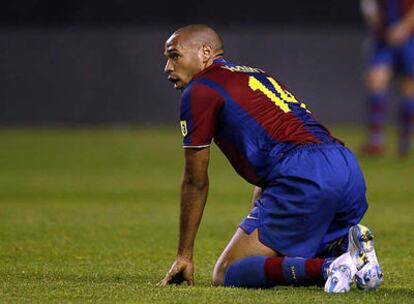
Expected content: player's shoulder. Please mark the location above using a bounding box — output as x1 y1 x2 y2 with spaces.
184 58 270 100
181 77 223 104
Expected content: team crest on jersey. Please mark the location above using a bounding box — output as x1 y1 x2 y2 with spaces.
180 120 188 137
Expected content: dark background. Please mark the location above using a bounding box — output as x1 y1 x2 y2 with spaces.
0 1 363 27
1 1 391 125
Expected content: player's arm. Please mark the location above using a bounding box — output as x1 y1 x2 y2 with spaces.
360 0 381 30
250 186 262 210
403 6 414 30
387 4 414 45
157 147 210 286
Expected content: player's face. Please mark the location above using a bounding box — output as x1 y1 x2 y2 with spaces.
164 34 204 90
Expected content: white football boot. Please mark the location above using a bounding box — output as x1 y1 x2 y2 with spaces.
324 249 367 292
324 224 370 293
349 224 384 291
324 252 358 293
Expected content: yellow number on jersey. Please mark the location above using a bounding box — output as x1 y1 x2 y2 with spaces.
248 76 309 112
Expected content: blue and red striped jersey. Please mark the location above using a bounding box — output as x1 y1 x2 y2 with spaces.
179 58 340 186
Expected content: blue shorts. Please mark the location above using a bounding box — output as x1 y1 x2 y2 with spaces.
240 144 368 258
369 36 414 76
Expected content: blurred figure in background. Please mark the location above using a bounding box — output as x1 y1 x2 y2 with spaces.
360 0 414 156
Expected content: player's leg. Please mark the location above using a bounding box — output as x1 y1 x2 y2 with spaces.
363 64 392 154
362 39 393 155
212 227 333 288
212 227 275 286
398 77 414 155
214 150 346 289
258 144 372 293
397 38 414 155
322 147 383 292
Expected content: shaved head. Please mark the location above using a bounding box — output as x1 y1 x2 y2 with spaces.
173 24 224 57
163 24 225 90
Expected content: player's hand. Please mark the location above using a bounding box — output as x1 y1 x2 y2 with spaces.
387 22 411 46
156 257 194 287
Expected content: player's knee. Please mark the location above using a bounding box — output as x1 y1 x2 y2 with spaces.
212 258 232 286
400 78 414 96
365 67 391 91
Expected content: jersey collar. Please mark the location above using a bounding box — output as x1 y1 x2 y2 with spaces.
213 57 227 64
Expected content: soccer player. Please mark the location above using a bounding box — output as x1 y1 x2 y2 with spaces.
360 0 414 156
157 24 383 292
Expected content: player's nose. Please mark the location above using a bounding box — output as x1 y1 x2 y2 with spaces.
164 59 173 74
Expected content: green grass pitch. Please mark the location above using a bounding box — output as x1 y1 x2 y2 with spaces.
0 126 413 303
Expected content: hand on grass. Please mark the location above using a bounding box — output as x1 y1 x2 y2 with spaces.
156 257 194 287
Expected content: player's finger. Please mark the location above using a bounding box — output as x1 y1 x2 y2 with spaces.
156 276 171 287
158 279 170 287
155 280 163 287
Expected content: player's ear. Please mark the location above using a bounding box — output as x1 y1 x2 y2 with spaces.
201 44 212 63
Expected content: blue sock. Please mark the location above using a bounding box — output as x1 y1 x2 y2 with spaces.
399 97 414 153
223 256 269 288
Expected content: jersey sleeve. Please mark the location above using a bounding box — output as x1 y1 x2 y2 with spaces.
179 82 224 148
